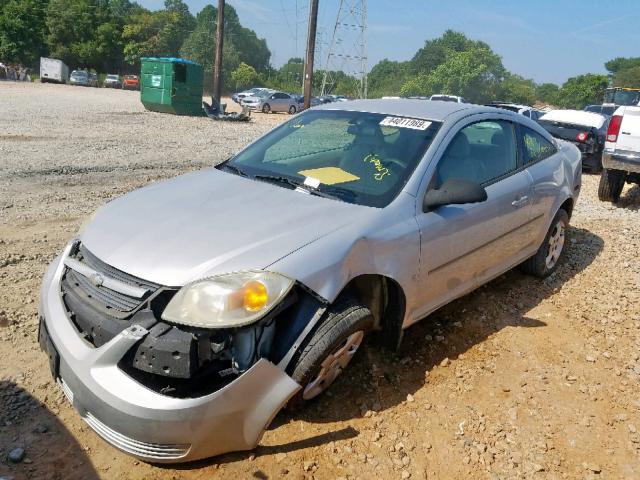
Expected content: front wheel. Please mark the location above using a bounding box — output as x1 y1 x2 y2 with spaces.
598 168 626 202
519 209 569 278
262 103 271 113
288 105 297 114
288 299 373 410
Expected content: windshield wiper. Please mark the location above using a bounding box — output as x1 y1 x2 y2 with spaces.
253 174 348 202
253 174 302 189
219 161 248 177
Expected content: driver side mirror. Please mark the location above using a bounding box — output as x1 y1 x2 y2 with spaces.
423 178 488 212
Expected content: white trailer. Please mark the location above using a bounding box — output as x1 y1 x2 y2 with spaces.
40 57 69 84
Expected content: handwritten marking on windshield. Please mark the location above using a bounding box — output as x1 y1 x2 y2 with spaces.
363 153 391 181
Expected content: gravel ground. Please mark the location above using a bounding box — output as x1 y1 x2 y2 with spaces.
1 82 640 480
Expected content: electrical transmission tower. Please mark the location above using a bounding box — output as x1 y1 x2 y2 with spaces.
320 0 367 98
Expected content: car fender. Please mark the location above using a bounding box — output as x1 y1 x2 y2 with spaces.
267 192 421 325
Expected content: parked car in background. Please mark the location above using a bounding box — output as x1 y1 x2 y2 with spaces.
488 102 546 121
429 94 466 103
40 57 69 84
122 74 139 90
242 90 299 114
294 94 322 110
598 105 640 202
88 73 99 87
538 109 608 173
103 74 122 89
232 87 272 103
584 104 616 116
69 70 90 87
39 99 580 463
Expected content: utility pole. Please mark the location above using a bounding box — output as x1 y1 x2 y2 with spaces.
213 0 225 106
303 0 319 110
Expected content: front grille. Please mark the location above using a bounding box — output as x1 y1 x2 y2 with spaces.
83 412 191 460
64 244 159 316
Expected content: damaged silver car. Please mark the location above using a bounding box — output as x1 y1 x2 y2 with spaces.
39 100 581 462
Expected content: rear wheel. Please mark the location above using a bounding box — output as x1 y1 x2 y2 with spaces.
519 209 569 278
288 299 373 410
262 103 271 114
598 168 626 202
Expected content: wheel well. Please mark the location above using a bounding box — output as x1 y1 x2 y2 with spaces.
335 274 406 351
560 197 574 219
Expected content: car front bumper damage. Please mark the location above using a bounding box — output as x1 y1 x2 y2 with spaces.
38 246 301 463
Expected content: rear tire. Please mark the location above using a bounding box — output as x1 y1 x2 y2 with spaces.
287 298 373 410
598 168 626 202
519 209 569 278
262 103 271 114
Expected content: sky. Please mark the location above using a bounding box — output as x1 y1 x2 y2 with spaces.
138 0 640 85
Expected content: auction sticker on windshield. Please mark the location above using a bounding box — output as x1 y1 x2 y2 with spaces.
379 116 432 130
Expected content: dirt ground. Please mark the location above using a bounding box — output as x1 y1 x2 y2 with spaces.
1 82 640 480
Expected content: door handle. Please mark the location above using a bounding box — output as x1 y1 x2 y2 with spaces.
511 195 529 208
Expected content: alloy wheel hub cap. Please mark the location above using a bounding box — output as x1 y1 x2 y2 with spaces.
302 330 364 400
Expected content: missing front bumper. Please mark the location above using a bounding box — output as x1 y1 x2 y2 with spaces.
39 251 302 463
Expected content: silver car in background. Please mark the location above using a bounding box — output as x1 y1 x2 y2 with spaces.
39 100 581 463
69 70 89 86
242 90 299 114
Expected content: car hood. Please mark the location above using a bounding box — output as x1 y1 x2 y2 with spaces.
80 168 368 287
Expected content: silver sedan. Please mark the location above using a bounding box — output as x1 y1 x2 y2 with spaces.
39 100 581 462
241 90 299 114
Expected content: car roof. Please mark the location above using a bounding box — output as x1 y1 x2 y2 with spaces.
313 98 491 121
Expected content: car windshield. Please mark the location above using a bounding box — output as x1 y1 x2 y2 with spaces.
72 71 87 77
225 110 441 208
604 89 640 106
106 75 118 80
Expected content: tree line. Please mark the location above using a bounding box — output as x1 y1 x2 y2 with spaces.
1 1 638 106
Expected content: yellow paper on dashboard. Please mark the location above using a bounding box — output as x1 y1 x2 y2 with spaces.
298 167 360 185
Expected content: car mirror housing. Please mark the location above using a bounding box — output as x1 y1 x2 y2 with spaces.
423 178 488 212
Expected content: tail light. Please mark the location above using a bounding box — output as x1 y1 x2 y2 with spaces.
607 115 623 142
576 132 589 143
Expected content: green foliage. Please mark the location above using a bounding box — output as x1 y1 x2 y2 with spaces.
179 3 270 92
605 57 640 75
612 66 640 89
367 59 410 98
500 74 536 105
400 45 505 103
557 74 608 109
231 62 258 90
0 0 48 66
535 83 560 105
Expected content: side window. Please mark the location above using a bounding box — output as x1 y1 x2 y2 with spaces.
521 127 557 164
435 120 517 186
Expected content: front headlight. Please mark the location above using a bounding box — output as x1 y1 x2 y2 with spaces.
161 271 294 328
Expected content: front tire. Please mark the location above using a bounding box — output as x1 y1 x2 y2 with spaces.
519 209 569 278
288 105 297 114
288 299 373 410
262 103 271 114
598 168 625 202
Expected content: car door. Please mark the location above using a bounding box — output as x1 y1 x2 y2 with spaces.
414 119 535 318
519 125 565 246
271 93 286 112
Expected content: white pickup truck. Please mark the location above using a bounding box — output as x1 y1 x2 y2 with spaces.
599 106 640 202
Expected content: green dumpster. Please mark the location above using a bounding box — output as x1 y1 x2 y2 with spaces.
140 57 203 115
